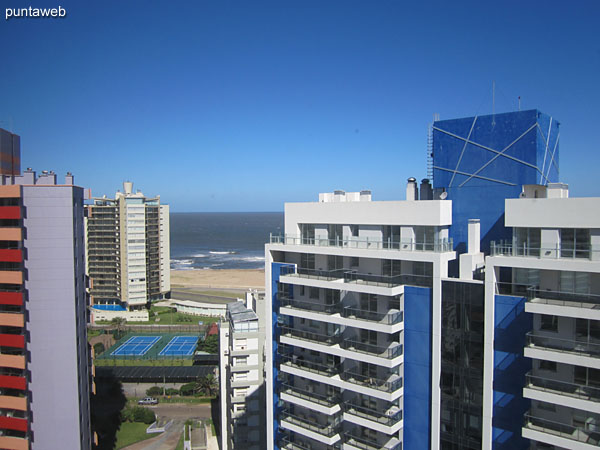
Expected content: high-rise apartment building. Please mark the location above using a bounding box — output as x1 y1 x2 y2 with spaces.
86 182 170 313
0 160 91 449
265 110 599 450
219 293 267 450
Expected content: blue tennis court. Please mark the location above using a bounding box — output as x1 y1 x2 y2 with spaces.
111 336 161 356
159 336 198 356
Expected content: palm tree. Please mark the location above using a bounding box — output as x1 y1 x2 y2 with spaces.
196 374 218 397
111 316 126 340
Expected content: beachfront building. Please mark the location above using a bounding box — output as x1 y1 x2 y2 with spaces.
219 292 267 450
0 140 92 449
265 187 455 450
85 181 170 320
483 185 600 450
263 109 600 449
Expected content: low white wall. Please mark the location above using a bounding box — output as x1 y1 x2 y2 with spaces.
92 309 149 323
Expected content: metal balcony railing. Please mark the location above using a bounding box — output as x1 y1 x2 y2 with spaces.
491 240 600 260
279 409 341 438
342 306 403 325
525 372 600 402
341 339 402 359
527 287 600 309
526 332 600 358
270 234 453 253
344 431 402 450
524 413 600 446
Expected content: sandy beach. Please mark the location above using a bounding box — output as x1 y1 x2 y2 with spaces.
171 269 265 290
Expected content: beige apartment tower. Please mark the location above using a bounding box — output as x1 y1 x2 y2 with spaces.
86 181 170 312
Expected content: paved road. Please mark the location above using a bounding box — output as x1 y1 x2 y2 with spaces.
121 404 211 450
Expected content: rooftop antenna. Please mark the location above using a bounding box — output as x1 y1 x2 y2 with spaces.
492 81 496 127
518 96 521 111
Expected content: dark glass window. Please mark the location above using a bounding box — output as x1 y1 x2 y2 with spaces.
540 314 558 332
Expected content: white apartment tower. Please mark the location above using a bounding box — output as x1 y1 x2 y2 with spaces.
86 181 170 311
266 188 455 450
219 293 267 450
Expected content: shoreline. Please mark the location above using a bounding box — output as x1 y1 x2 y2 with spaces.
170 268 265 290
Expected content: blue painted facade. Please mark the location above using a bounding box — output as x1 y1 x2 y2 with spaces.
492 294 532 450
403 286 432 450
433 110 560 255
271 262 294 450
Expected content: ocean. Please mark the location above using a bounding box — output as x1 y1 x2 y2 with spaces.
169 212 284 270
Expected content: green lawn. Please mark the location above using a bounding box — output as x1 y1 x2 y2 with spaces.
115 422 156 449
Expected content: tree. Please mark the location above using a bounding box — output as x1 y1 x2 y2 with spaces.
111 317 126 340
197 334 218 354
93 342 105 356
196 374 218 397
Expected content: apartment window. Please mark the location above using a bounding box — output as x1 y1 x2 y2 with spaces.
540 315 558 332
539 360 557 372
514 227 541 257
234 404 246 413
234 339 247 350
234 388 247 397
300 224 315 244
350 257 359 268
328 224 343 245
415 226 435 251
560 271 590 294
234 356 247 366
537 401 556 412
309 287 319 300
325 289 339 305
300 253 315 269
233 371 248 381
561 228 591 259
576 319 600 342
574 366 600 387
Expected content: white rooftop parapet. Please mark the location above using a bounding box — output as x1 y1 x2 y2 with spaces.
319 190 372 203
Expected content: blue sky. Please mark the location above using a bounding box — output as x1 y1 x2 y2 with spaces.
1 1 599 211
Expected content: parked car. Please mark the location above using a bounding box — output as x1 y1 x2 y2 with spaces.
138 397 158 405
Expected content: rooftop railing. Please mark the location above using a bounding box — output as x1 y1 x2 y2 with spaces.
491 240 600 260
270 234 453 253
527 332 600 358
525 372 600 402
527 287 600 309
524 413 600 446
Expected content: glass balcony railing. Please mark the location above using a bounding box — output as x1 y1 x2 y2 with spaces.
491 240 600 260
281 383 341 408
278 354 343 378
279 296 342 314
526 332 600 358
525 372 600 402
527 287 600 309
524 413 600 446
270 234 453 253
280 326 342 346
340 370 403 393
341 339 403 359
279 409 341 438
279 437 312 450
345 402 403 427
282 266 432 289
342 306 403 325
344 431 402 450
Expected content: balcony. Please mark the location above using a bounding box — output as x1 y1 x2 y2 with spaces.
341 307 402 325
340 340 402 359
528 288 600 308
280 326 342 347
283 267 431 289
526 332 600 359
343 431 402 450
340 370 403 394
280 296 341 315
491 240 600 261
279 409 341 441
281 383 341 410
344 402 403 428
279 354 343 378
270 234 453 253
523 413 600 448
524 372 600 411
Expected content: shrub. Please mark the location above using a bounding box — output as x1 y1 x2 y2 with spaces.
179 382 197 396
146 386 162 396
93 342 105 356
165 388 179 396
133 406 156 424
